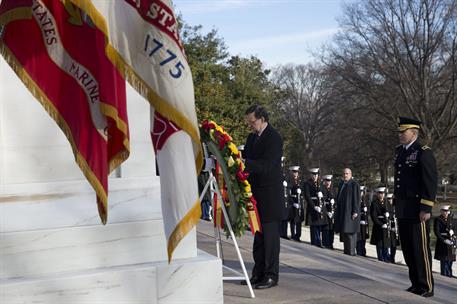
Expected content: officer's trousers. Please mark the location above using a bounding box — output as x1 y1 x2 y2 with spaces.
398 219 434 293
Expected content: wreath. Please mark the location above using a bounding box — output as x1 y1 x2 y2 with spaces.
200 120 261 237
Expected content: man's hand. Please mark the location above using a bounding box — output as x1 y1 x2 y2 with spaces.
419 211 431 222
352 213 358 220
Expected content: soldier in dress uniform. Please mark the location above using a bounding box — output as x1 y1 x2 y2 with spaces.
370 187 390 262
394 117 437 297
386 193 399 263
433 205 456 277
356 186 370 257
304 168 326 247
288 166 304 241
280 157 291 239
321 175 336 249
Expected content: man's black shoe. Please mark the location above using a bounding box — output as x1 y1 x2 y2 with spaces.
255 278 277 289
280 236 291 240
240 276 261 286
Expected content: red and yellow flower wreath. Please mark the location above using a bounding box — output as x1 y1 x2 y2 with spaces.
200 120 261 237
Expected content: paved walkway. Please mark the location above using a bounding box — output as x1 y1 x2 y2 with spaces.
197 221 457 304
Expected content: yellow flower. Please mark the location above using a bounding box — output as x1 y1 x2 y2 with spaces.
209 129 215 141
227 156 235 167
244 184 251 193
228 142 239 155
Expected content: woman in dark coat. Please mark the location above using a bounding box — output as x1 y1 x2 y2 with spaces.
433 205 455 277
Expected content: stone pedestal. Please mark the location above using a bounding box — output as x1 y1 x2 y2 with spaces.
0 57 223 303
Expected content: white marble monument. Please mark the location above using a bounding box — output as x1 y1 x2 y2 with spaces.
0 57 223 303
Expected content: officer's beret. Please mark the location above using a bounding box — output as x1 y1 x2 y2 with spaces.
309 168 319 174
289 166 300 171
322 175 333 181
398 116 421 132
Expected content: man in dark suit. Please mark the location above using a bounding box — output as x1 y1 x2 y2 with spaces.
242 105 283 289
335 168 360 255
394 117 437 298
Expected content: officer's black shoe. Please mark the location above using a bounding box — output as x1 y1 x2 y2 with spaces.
405 286 416 292
416 290 434 298
280 236 291 240
255 278 277 289
241 276 262 286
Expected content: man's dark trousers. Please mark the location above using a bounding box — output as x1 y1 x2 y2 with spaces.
252 221 280 283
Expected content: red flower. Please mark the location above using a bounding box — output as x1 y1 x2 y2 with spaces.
236 170 249 181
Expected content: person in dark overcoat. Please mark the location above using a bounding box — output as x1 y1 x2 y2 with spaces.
356 186 369 256
370 187 390 262
433 205 455 277
394 117 437 297
304 168 326 247
321 175 336 249
242 105 283 289
335 168 360 255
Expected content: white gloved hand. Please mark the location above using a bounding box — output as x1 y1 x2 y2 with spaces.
449 229 454 236
293 203 299 209
297 188 302 194
328 212 333 218
385 212 390 218
283 181 288 187
444 239 453 246
381 224 388 229
363 207 367 212
330 199 335 205
314 206 321 213
360 220 366 225
317 191 323 198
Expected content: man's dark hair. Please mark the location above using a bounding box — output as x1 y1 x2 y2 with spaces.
245 104 269 122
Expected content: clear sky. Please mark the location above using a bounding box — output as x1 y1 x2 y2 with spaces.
173 0 350 68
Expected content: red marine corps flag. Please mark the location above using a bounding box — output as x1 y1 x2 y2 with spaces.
0 0 130 224
70 0 203 261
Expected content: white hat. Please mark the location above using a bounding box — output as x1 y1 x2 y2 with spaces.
440 205 451 211
360 185 366 191
237 145 245 151
386 193 393 199
309 168 319 174
376 187 386 193
289 166 300 172
322 175 333 181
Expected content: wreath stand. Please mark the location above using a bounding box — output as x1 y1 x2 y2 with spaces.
199 171 256 298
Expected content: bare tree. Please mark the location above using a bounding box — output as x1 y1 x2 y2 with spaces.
324 0 457 148
271 64 336 166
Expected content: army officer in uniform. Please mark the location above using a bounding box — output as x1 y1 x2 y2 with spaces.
394 117 437 298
